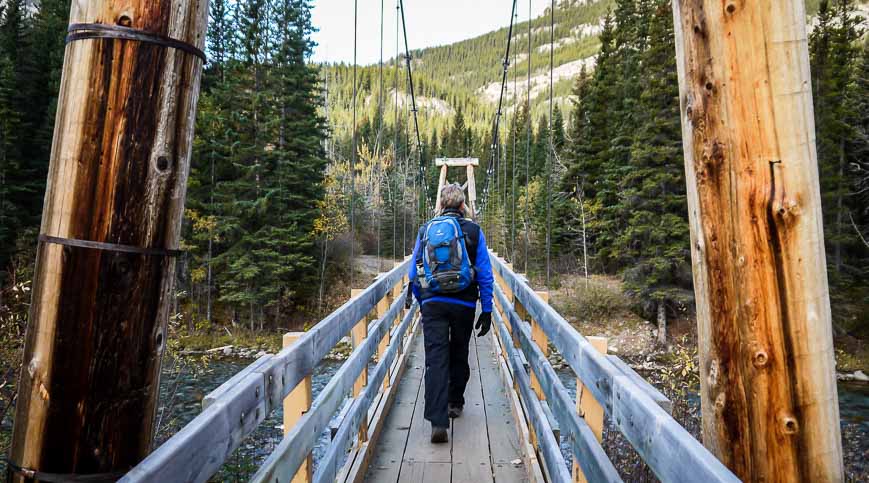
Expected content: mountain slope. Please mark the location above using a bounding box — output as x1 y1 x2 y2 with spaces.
321 0 868 144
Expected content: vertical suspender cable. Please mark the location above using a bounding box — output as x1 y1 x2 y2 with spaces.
502 116 508 252
480 0 519 217
376 0 384 272
405 74 410 251
545 0 554 286
524 0 532 274
511 8 518 262
398 0 430 219
394 1 400 260
350 0 358 289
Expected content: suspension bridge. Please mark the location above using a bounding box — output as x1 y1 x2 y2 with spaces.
118 254 736 483
6 0 846 481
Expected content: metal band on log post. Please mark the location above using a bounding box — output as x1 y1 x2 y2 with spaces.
671 0 843 480
9 0 208 480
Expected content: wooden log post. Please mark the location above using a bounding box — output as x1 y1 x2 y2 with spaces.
376 278 391 391
393 262 406 355
8 1 208 480
435 165 448 213
350 288 370 444
283 333 313 483
528 291 550 452
672 0 843 480
530 291 550 401
465 164 477 218
573 336 607 483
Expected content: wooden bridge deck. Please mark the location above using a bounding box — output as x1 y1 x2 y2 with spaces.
364 329 531 483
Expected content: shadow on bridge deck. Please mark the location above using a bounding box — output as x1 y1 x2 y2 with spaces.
364 331 531 483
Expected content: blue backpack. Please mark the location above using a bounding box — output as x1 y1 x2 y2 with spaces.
419 216 475 293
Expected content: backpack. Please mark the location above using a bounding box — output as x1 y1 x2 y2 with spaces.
418 216 475 293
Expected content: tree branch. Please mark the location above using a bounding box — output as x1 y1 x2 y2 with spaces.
849 212 869 249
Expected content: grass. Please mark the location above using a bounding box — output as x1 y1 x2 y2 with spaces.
551 274 637 325
172 329 284 354
836 344 869 373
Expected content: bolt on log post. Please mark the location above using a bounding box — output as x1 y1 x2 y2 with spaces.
672 0 843 481
7 0 208 480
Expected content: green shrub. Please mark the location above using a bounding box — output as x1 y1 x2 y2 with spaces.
553 275 633 323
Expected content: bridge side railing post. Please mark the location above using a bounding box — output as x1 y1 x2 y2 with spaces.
376 275 392 391
528 291 550 451
530 291 550 402
283 333 314 483
493 255 520 361
573 336 607 483
395 258 408 354
350 288 371 444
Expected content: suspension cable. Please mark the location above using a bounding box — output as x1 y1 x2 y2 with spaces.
350 0 358 289
545 0 555 286
376 0 385 272
511 7 518 263
524 0 532 274
398 0 432 218
394 0 401 260
480 0 520 216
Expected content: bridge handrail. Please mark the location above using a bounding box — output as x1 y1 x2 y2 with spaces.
493 285 621 482
252 293 416 482
121 258 413 483
488 253 739 483
493 308 603 483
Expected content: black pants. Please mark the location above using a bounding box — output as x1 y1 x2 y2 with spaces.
421 302 476 428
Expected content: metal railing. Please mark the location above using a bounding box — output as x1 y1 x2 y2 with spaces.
121 259 415 483
488 252 739 483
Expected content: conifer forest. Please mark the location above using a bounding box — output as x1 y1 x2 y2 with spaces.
0 0 868 478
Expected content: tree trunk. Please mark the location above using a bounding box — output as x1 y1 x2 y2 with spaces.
8 0 208 479
318 240 329 315
657 301 667 346
577 181 589 289
672 0 843 480
835 140 845 273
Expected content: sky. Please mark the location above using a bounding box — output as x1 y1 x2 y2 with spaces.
310 0 549 65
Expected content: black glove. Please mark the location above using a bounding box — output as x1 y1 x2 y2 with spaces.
404 283 413 309
475 312 492 337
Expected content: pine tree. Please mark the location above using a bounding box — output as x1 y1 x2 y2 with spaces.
809 0 865 294
0 1 31 276
449 106 468 156
0 48 23 275
616 0 690 322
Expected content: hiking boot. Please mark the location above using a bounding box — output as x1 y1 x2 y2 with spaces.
431 425 449 444
448 403 463 419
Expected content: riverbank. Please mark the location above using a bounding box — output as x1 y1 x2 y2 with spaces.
549 272 869 481
173 329 354 361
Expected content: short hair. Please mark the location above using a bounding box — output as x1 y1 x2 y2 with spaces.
440 183 466 212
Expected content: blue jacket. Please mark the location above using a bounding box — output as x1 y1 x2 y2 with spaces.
408 213 494 313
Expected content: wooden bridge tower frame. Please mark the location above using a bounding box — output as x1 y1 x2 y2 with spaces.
7 0 208 480
434 158 479 218
672 0 843 480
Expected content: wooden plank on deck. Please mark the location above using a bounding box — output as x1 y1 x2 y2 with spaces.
363 333 425 483
363 316 535 483
401 356 452 465
451 335 495 483
477 333 531 483
397 462 452 483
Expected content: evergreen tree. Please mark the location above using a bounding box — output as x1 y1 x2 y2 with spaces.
0 45 23 273
616 0 690 315
809 0 865 297
449 106 468 156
